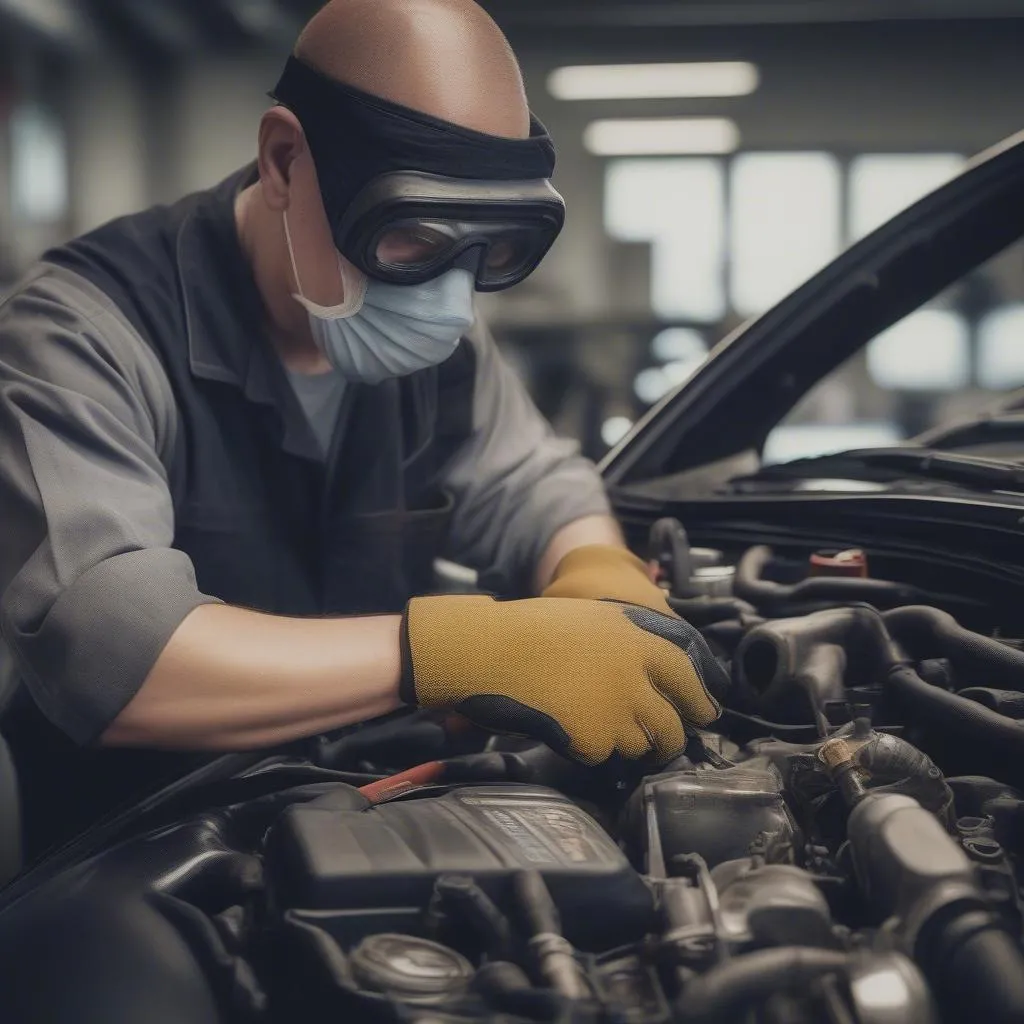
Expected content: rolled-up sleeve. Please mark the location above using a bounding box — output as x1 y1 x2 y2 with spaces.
0 270 219 744
440 314 612 594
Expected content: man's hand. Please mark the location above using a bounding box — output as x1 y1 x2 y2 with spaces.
401 595 729 765
543 544 676 616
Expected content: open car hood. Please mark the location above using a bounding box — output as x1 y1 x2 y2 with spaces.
600 130 1024 489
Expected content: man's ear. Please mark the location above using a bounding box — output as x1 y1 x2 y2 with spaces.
257 106 306 211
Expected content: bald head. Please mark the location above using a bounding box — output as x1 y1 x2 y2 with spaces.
294 0 530 139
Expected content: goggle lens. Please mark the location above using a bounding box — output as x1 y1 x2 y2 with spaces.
484 234 535 275
371 219 549 286
374 224 453 268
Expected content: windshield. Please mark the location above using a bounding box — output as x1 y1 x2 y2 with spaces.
763 236 1024 466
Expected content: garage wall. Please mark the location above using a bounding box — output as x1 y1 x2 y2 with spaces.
67 58 150 234
50 17 1024 325
157 52 285 200
508 20 1024 324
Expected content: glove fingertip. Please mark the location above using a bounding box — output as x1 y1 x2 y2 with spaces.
690 697 723 729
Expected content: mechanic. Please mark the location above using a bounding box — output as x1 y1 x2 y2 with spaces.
0 0 727 853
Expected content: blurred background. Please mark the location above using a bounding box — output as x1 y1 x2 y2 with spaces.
1 0 1023 461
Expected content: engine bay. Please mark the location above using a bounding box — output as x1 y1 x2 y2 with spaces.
3 522 1024 1024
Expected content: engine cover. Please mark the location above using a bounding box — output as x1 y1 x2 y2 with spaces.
266 784 654 948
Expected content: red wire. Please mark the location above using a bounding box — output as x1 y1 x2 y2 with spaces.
358 760 447 804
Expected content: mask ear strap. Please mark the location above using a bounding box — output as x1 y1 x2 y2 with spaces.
283 209 368 319
336 253 369 317
282 209 308 298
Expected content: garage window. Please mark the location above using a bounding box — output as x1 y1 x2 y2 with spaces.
978 305 1024 389
729 152 842 317
604 158 726 322
10 103 68 224
848 153 965 241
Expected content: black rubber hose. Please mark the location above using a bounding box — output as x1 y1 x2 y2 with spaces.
941 927 1024 1024
515 871 589 1001
648 518 693 597
667 595 759 626
884 606 1024 691
887 666 1024 754
471 961 562 1019
434 876 514 960
728 603 1024 758
736 605 902 693
733 605 903 727
958 688 1024 719
735 546 922 611
675 948 851 1024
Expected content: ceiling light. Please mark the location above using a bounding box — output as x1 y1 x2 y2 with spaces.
584 118 739 157
634 368 672 405
549 62 759 101
601 416 634 447
651 327 708 363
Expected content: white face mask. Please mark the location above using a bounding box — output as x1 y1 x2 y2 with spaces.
284 211 476 384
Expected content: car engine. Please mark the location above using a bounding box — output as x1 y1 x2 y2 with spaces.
3 522 1024 1024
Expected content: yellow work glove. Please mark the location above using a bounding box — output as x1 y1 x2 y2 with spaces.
543 544 675 616
400 595 728 766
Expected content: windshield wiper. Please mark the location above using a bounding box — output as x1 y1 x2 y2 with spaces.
735 447 1024 493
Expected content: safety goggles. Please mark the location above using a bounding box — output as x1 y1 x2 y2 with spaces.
333 172 566 292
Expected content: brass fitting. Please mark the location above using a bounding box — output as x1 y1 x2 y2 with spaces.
819 737 869 806
819 737 856 771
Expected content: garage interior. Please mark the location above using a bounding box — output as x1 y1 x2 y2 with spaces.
3 5 1024 1020
1 0 1023 460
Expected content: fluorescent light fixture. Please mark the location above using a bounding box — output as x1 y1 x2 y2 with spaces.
585 117 739 156
549 61 759 101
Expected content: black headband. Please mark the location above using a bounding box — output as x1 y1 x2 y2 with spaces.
270 56 557 233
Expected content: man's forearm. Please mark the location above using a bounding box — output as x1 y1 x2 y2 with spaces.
533 514 625 593
101 604 403 750
102 514 624 750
